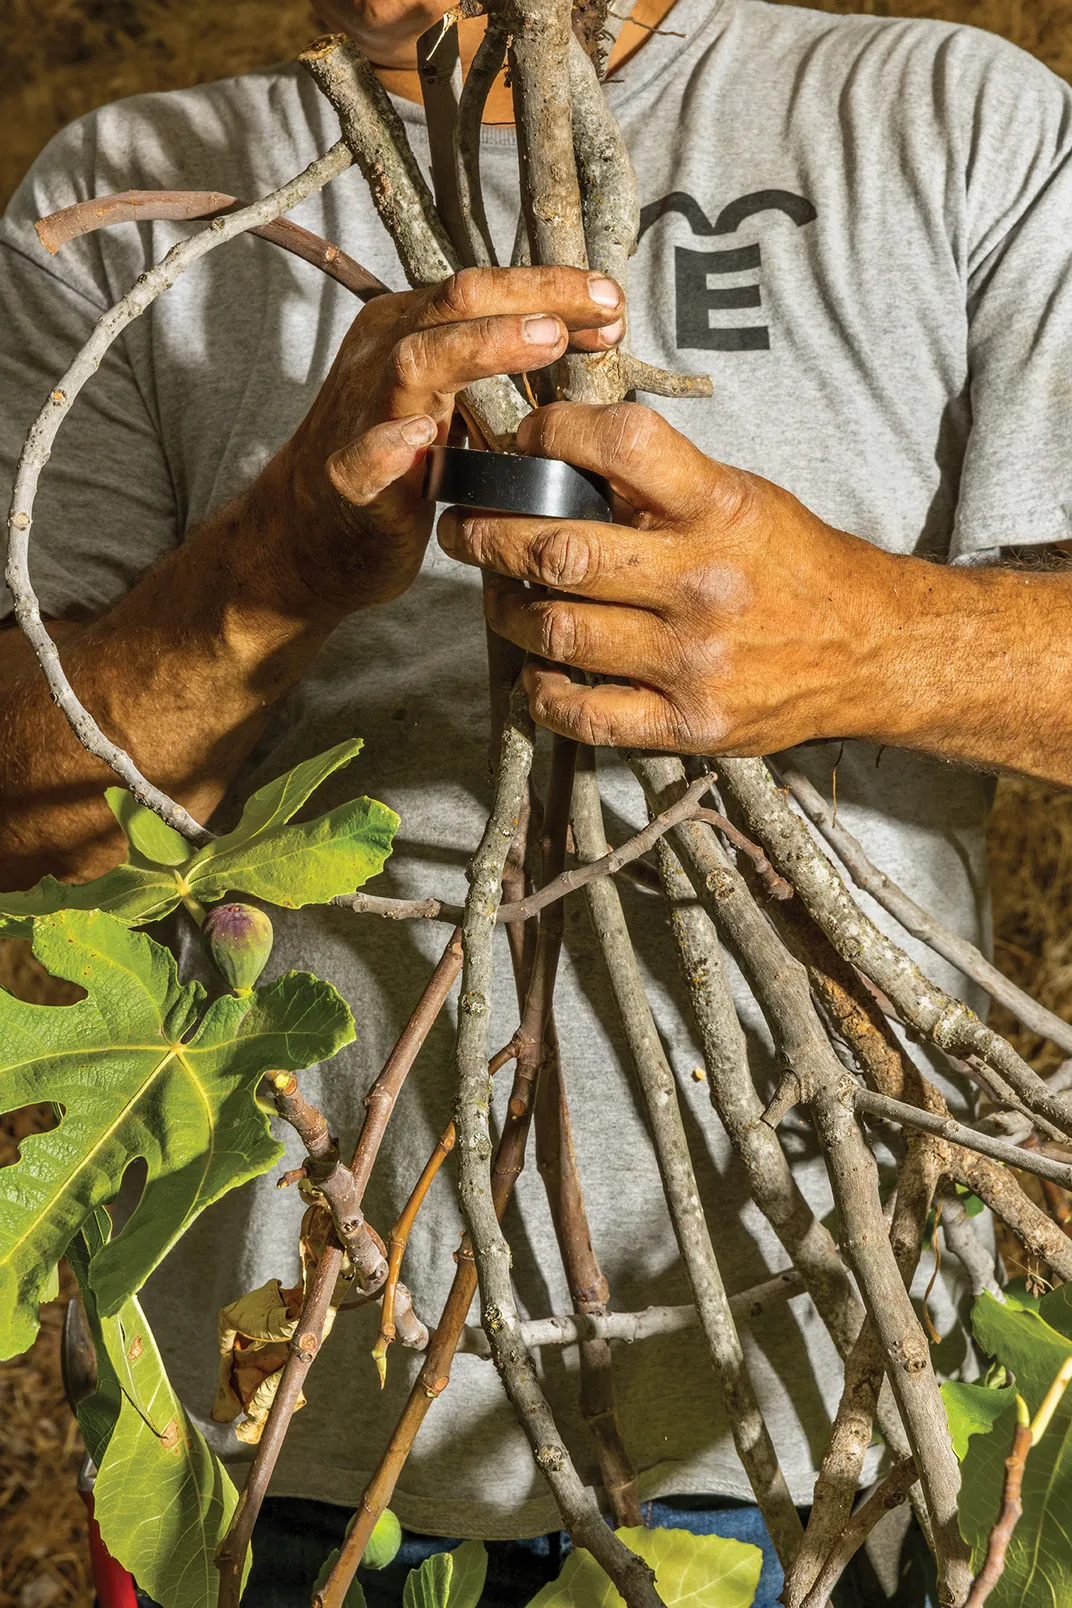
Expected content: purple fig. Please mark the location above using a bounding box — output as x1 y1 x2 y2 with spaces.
202 902 274 993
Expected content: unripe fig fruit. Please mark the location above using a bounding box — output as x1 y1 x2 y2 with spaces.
201 902 274 993
344 1507 402 1570
313 1511 403 1597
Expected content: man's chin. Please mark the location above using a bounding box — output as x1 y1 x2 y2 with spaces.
308 0 457 67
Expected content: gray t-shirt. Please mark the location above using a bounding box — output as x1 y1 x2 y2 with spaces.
3 0 1071 1539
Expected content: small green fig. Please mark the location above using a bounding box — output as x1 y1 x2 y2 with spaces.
313 1510 403 1597
201 902 274 993
344 1507 403 1571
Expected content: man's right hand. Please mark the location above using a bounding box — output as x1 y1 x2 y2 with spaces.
265 266 625 616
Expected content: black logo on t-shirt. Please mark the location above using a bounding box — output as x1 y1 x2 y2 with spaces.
638 190 817 352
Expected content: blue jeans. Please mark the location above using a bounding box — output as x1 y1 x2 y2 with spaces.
241 1495 785 1607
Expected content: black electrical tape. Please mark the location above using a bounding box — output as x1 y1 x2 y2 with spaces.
423 445 613 523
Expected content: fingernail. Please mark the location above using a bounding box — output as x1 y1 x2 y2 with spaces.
588 275 621 309
599 319 624 346
400 415 436 446
522 314 562 345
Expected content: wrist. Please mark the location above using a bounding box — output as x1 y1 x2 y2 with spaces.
827 546 977 751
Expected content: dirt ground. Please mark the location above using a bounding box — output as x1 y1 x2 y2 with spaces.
2 2 1071 1604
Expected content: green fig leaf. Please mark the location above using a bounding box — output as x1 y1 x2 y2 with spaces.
526 1528 761 1608
0 908 354 1357
106 788 192 867
68 1214 247 1608
941 1379 1018 1460
402 1543 488 1608
950 1292 1072 1607
0 739 397 937
314 1550 369 1608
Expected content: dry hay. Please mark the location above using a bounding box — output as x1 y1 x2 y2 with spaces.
2 2 1072 1604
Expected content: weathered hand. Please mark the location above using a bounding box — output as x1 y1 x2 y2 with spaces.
268 268 624 614
437 401 903 756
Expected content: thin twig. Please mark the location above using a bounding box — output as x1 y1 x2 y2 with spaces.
716 757 1072 1142
331 772 716 924
455 13 509 266
215 1244 339 1605
851 1087 1072 1192
799 1457 920 1608
450 693 660 1603
456 1269 807 1354
780 765 1072 1058
35 190 390 301
371 1035 520 1378
531 738 641 1527
784 1142 938 1608
300 32 527 447
348 930 464 1190
6 142 353 845
621 354 714 398
962 1400 1032 1608
940 1195 1003 1300
416 18 471 262
270 1073 426 1347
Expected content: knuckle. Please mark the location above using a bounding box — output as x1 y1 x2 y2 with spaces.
602 401 661 460
391 331 429 388
434 268 484 322
530 526 596 589
536 602 582 664
569 700 616 748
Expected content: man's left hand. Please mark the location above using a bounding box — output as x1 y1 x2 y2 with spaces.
437 401 903 755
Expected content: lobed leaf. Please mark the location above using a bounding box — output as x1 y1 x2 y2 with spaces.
69 1214 247 1608
0 908 354 1357
0 739 398 937
526 1528 761 1608
951 1292 1072 1606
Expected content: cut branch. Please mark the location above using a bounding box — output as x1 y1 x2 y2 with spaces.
456 1269 808 1354
455 14 509 266
630 753 971 1606
215 1242 339 1606
531 738 640 1527
716 757 1072 1142
850 1087 1072 1192
35 190 390 301
7 141 353 845
656 837 864 1361
331 771 717 925
300 32 527 446
572 752 804 1571
416 19 469 262
450 694 659 1602
798 1456 920 1608
780 765 1072 1058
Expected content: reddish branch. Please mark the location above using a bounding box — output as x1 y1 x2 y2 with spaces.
963 1403 1032 1608
35 190 390 301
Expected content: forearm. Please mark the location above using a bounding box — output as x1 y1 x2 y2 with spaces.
0 452 342 890
845 551 1072 785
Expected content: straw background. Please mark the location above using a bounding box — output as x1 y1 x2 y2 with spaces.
1 2 1071 1603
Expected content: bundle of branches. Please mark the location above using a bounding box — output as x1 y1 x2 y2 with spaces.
7 4 1072 1606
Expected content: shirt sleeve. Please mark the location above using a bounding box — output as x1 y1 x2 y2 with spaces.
0 123 179 623
950 37 1072 563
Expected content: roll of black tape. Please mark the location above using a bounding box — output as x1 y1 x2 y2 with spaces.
423 445 613 523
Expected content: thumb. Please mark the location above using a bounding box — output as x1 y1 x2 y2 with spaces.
326 414 438 508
